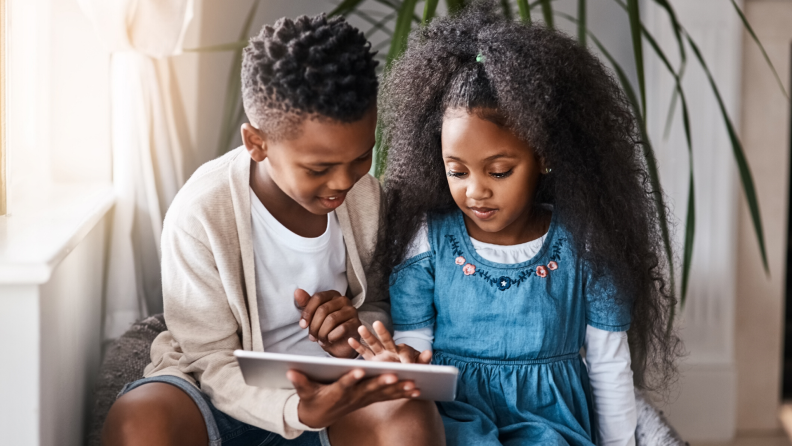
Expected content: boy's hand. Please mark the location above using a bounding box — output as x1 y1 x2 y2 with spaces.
295 289 360 359
348 321 433 364
288 368 420 428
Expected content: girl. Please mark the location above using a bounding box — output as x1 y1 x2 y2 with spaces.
350 3 680 445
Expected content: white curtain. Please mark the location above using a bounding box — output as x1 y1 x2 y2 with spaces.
78 0 194 339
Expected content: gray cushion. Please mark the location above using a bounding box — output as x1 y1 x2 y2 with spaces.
87 314 686 446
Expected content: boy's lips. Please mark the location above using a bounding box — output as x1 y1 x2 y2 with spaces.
318 193 346 210
469 207 497 220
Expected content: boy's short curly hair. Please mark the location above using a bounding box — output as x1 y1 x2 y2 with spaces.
242 13 379 140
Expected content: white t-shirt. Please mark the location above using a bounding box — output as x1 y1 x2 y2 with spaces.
249 188 348 357
394 219 637 446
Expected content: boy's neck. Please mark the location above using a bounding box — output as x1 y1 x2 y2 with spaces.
249 161 328 238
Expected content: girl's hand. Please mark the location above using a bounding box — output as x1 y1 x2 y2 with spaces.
288 368 419 428
348 321 433 364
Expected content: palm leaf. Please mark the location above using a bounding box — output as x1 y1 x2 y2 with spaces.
539 0 554 28
352 9 396 38
577 0 586 46
386 0 419 67
637 17 696 306
501 0 514 21
729 0 788 99
446 0 465 14
626 0 646 119
517 0 532 23
424 0 440 24
329 0 366 17
685 32 769 273
556 10 678 320
217 0 261 156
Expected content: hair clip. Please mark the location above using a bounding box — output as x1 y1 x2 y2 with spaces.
475 53 486 63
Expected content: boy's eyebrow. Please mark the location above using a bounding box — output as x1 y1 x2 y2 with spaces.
305 147 374 167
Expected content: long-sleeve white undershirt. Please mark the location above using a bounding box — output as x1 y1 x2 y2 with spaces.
393 220 636 446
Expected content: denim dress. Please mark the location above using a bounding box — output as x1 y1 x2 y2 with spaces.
390 210 632 446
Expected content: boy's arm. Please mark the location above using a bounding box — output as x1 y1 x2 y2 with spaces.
158 223 311 438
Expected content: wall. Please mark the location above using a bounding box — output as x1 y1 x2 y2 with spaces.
735 0 792 434
0 216 108 446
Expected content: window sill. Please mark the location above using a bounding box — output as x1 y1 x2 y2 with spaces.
0 183 114 284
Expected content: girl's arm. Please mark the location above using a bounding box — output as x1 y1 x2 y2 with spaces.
584 325 637 446
393 326 434 353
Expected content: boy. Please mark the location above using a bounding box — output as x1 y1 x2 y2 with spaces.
102 14 445 446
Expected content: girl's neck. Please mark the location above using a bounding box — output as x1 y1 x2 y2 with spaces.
463 205 551 246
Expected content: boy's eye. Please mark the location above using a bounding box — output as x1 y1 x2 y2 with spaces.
446 171 468 178
490 169 513 179
307 168 329 176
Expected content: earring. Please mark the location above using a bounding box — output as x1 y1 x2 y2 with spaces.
543 167 552 174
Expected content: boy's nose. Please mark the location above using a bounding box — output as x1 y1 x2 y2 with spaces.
327 168 358 192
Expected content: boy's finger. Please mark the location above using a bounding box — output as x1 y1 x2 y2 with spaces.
287 370 318 397
373 321 397 352
294 288 311 310
310 298 349 339
358 325 385 355
300 291 339 328
336 368 366 389
323 311 359 343
348 337 373 360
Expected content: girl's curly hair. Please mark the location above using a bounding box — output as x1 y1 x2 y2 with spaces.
375 1 681 392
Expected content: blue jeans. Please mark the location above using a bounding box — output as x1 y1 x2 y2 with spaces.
118 375 331 446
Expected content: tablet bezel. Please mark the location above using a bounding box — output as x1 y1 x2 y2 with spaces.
234 350 459 402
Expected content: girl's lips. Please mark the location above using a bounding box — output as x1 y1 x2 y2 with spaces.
318 194 346 210
470 207 497 220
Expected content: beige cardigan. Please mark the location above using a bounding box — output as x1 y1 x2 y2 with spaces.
144 147 389 438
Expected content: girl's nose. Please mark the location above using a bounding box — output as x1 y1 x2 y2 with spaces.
466 179 491 200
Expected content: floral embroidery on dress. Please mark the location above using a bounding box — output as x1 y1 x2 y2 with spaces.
444 234 567 290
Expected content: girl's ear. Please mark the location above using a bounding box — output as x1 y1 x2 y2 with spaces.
538 156 551 175
242 123 268 162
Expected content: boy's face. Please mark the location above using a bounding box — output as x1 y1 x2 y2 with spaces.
243 107 376 215
441 108 544 241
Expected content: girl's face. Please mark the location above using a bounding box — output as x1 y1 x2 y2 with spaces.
441 108 545 244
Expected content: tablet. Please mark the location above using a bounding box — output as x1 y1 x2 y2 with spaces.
234 350 459 402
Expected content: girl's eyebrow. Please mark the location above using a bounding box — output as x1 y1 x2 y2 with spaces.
445 153 513 162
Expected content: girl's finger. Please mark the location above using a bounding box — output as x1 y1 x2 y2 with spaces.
373 321 398 352
358 325 385 355
418 349 433 364
348 337 374 360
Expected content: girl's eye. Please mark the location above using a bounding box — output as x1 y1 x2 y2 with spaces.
490 169 513 179
447 171 468 178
